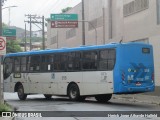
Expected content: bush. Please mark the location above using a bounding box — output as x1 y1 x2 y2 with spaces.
0 103 12 117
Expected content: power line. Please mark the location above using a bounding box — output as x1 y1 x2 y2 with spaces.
36 0 53 15
25 14 45 50
41 0 60 15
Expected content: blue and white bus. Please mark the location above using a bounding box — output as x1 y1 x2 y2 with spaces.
3 42 154 102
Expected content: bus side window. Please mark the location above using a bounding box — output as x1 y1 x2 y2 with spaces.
60 53 68 71
99 49 116 70
82 51 98 70
54 54 61 71
14 57 21 72
21 57 27 72
74 52 81 71
29 55 41 72
68 52 75 71
41 55 54 72
67 52 81 71
3 57 13 79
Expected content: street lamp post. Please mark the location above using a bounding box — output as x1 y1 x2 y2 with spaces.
79 20 98 45
0 0 7 104
2 5 17 26
0 0 3 36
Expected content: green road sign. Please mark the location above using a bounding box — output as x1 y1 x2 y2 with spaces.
50 14 78 21
2 29 16 37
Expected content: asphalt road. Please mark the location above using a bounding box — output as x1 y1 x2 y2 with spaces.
3 93 160 120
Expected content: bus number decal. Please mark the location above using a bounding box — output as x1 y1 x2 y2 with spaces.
62 76 67 80
51 73 55 79
101 72 107 82
14 73 21 78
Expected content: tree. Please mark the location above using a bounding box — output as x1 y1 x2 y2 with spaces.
2 23 22 53
6 40 22 53
2 23 8 29
62 7 72 13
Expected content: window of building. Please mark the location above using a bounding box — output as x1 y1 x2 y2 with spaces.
82 51 98 70
99 49 116 70
51 36 57 44
66 28 76 39
124 0 149 17
157 0 160 24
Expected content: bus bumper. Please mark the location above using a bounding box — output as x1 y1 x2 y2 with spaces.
114 84 155 94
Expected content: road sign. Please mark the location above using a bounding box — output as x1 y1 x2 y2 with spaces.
51 21 78 28
2 29 16 37
6 36 16 40
0 37 6 55
50 14 78 21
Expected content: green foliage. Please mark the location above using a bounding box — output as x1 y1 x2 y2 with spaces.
7 40 23 53
2 23 8 29
62 7 72 13
0 103 12 116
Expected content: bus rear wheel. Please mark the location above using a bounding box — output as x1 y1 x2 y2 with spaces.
68 84 80 101
95 94 112 103
17 85 27 100
44 94 52 100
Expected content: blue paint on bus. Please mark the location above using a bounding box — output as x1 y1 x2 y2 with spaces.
113 43 154 93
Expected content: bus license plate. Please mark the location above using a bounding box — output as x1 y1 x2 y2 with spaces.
136 82 141 86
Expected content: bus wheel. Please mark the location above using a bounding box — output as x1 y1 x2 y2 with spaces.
44 94 52 100
17 85 27 100
95 94 112 103
68 84 80 101
78 96 86 102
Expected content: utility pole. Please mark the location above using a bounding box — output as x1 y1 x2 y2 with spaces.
25 14 32 51
29 15 32 50
0 0 2 104
42 16 45 50
0 0 2 36
82 0 86 45
25 23 27 51
25 14 45 50
0 0 7 104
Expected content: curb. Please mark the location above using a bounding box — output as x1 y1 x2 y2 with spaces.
113 94 160 105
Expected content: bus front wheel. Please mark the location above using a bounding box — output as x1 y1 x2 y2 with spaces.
17 85 27 100
95 94 112 103
68 84 80 101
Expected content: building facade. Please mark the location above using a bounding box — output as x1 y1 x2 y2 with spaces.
47 0 160 95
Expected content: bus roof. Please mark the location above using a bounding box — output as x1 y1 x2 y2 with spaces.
4 42 151 57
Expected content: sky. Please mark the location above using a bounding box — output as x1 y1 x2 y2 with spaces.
2 0 81 31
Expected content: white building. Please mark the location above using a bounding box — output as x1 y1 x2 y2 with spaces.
47 0 160 96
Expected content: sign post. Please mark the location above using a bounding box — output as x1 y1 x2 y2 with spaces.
2 28 16 40
50 14 78 28
51 21 78 28
50 14 78 21
0 36 6 103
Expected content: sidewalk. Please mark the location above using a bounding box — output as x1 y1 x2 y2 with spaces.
113 94 160 105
